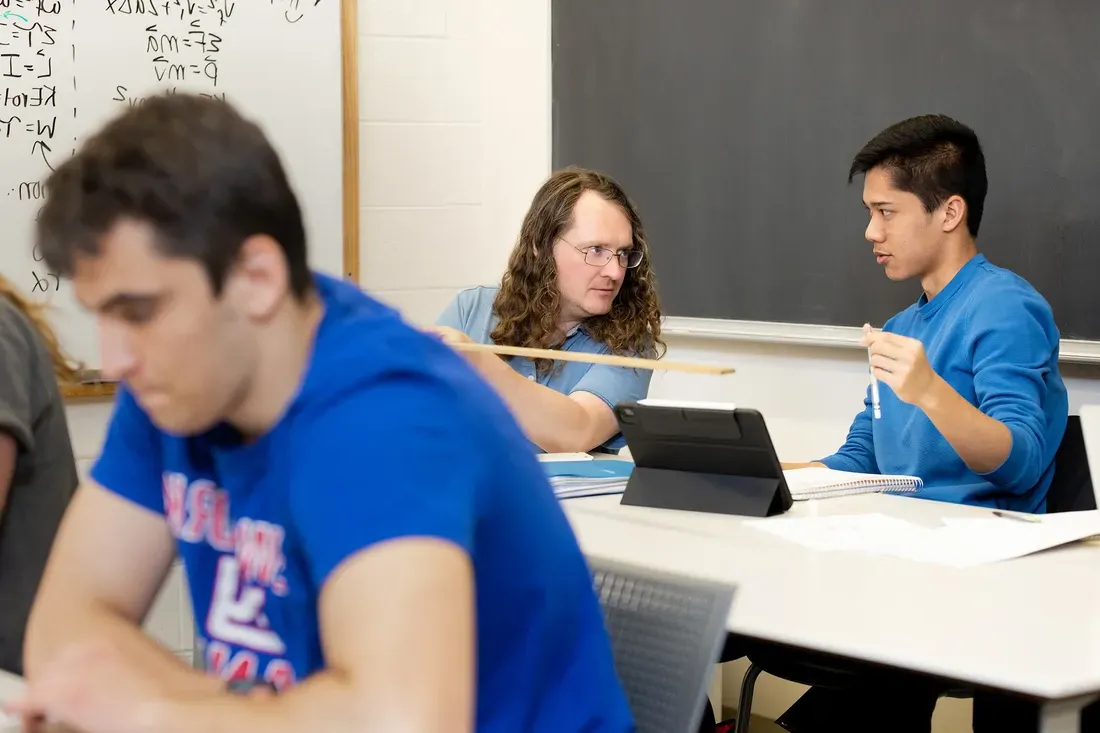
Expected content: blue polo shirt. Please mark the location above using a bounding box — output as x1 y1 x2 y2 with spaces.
821 254 1068 512
436 285 652 452
90 273 634 732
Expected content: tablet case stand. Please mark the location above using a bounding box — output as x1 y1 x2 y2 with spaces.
615 402 793 519
621 466 789 518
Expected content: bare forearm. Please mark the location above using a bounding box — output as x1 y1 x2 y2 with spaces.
154 672 455 733
780 462 826 470
24 600 218 696
154 674 346 733
917 376 1012 473
467 353 596 452
0 432 16 517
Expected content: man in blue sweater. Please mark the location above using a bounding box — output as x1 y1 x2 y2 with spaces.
778 115 1070 733
788 114 1068 515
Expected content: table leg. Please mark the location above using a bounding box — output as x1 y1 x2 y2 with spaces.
1040 696 1097 733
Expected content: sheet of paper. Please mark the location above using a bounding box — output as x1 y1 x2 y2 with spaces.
537 452 595 463
744 514 929 554
743 510 1100 568
931 511 1100 566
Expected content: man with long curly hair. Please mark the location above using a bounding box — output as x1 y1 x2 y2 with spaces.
431 166 665 454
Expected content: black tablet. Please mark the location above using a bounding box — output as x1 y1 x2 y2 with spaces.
614 400 793 517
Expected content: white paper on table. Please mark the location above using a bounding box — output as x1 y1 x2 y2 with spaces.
743 510 1100 568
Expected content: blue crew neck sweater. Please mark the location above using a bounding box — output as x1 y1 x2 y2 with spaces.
821 254 1068 513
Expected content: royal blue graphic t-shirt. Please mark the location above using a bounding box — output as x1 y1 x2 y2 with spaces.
90 273 634 732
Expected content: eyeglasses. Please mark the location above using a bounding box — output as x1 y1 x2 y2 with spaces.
560 239 644 269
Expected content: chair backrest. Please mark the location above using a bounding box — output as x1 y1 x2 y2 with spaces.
1047 414 1096 513
590 558 735 733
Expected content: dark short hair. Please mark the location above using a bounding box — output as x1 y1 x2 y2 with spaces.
849 114 988 238
37 92 312 298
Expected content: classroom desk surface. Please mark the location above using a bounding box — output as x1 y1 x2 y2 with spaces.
564 492 1100 703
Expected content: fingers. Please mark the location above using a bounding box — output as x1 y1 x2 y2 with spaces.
4 695 35 717
8 688 59 728
869 354 901 374
866 333 923 363
868 341 907 363
4 696 47 733
20 713 49 733
423 326 464 344
26 719 68 733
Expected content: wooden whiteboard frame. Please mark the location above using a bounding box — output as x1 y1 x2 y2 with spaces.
64 0 360 401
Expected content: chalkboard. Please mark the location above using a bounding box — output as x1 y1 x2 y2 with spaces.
0 0 360 398
552 0 1100 342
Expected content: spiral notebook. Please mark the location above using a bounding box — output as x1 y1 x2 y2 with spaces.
540 459 634 499
783 467 923 501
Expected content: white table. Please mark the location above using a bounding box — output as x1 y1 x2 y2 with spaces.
564 493 1100 732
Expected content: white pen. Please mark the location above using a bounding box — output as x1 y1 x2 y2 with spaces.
865 323 881 419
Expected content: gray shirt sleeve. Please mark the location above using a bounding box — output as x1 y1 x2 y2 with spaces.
0 313 35 453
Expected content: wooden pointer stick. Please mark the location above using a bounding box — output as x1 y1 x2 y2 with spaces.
451 342 735 375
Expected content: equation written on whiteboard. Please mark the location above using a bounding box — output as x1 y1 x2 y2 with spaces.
105 0 235 26
110 0 229 106
110 0 240 107
0 0 65 294
103 0 323 25
0 0 317 297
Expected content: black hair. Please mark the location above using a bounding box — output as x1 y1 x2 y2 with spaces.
849 114 988 238
37 92 312 298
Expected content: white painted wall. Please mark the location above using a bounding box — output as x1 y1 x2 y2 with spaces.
56 0 1100 725
359 0 550 323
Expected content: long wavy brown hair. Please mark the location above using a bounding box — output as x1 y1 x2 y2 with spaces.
0 273 81 383
490 166 665 373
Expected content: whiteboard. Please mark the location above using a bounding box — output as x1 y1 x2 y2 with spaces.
0 0 344 371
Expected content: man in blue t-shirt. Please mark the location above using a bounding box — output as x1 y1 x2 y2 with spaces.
777 115 1069 733
7 94 634 733
430 167 664 455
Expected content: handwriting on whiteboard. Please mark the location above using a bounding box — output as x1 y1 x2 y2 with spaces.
272 0 322 24
0 0 314 299
0 0 64 294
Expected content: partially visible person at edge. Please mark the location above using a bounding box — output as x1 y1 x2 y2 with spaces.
431 166 665 455
0 273 80 676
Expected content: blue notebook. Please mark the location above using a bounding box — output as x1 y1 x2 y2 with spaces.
541 460 634 499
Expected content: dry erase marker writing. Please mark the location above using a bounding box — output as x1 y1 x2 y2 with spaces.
864 323 881 419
